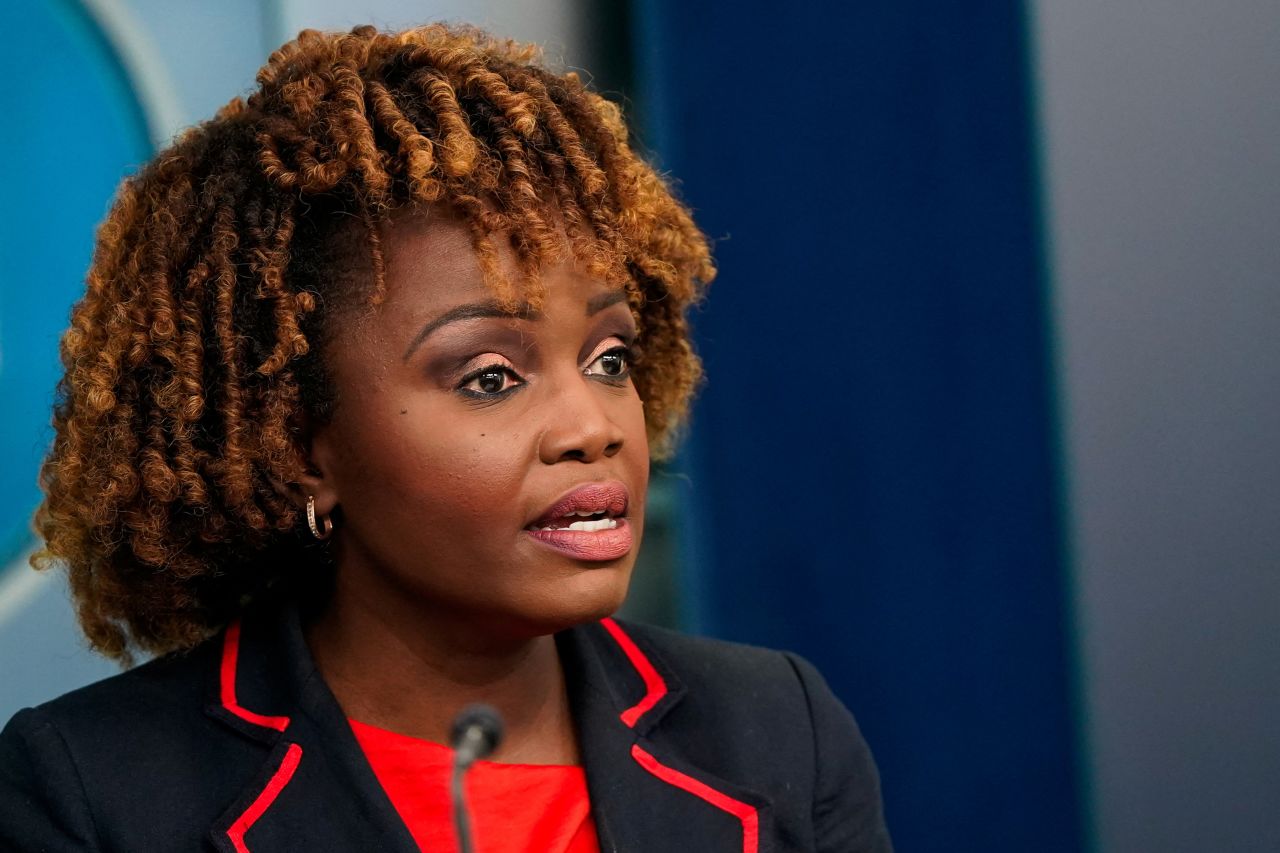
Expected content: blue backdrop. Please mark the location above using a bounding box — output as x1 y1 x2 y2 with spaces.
0 0 152 569
632 2 1088 849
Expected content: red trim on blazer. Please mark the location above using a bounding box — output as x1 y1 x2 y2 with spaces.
600 617 667 727
225 743 303 853
631 744 759 853
602 619 761 853
220 622 291 732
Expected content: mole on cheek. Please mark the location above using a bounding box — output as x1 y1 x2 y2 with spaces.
400 410 407 415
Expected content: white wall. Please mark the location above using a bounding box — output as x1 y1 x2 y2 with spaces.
1030 2 1280 850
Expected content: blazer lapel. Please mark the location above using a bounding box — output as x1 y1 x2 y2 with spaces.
202 608 775 852
561 620 775 853
205 611 420 853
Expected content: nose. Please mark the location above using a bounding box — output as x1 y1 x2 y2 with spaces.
537 371 626 464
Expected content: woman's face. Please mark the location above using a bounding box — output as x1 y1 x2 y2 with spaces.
307 211 649 641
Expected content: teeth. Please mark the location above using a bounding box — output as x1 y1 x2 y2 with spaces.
572 510 600 517
533 518 619 532
567 518 618 532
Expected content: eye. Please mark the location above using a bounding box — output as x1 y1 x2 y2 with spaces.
584 343 632 379
458 363 524 397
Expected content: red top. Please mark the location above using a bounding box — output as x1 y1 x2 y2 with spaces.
349 719 601 853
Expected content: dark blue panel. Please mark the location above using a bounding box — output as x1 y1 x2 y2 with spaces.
632 2 1086 850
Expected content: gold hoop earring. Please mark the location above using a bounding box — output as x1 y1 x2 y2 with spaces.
307 495 333 541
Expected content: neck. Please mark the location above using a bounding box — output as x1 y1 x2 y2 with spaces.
305 570 579 765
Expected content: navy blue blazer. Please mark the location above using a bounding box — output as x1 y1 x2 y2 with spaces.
0 607 892 852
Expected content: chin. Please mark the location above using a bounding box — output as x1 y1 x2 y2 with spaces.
514 564 633 636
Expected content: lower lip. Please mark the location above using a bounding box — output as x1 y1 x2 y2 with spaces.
524 518 633 562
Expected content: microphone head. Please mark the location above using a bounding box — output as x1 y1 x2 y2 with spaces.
449 703 504 761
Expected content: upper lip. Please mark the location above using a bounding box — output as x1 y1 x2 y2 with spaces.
527 481 630 528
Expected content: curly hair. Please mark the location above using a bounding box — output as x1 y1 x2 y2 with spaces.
33 24 715 664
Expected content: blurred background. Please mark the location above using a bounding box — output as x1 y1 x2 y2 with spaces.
1 1 1276 851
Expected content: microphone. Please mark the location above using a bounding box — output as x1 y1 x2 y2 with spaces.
449 704 505 853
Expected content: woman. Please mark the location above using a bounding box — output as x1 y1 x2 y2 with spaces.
0 24 891 853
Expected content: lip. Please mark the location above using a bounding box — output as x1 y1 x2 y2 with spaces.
525 518 633 562
527 481 629 528
524 481 632 562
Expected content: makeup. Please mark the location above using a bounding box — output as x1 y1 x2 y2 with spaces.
525 481 632 562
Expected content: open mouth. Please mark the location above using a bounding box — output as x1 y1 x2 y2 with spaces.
526 481 629 531
528 510 620 533
523 481 632 560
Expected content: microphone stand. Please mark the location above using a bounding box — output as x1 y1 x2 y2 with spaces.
449 704 505 853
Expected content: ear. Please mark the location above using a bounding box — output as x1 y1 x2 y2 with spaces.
272 410 341 518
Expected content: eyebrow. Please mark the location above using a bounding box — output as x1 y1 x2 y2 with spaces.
586 289 629 316
402 289 630 361
402 300 526 360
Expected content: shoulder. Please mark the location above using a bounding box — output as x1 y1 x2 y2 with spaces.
614 617 784 664
613 618 799 679
608 618 840 726
603 620 894 852
0 642 221 851
4 639 216 745
0 638 224 782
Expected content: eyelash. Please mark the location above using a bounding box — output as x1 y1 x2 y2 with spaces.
584 344 634 382
455 343 635 400
456 363 524 399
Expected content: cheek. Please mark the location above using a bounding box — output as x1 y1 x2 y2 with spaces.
421 433 529 524
333 403 531 535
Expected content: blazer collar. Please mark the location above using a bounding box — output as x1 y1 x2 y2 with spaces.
204 606 772 853
561 621 774 853
204 606 420 853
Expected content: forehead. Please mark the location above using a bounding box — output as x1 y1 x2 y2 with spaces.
373 206 629 329
382 208 492 302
